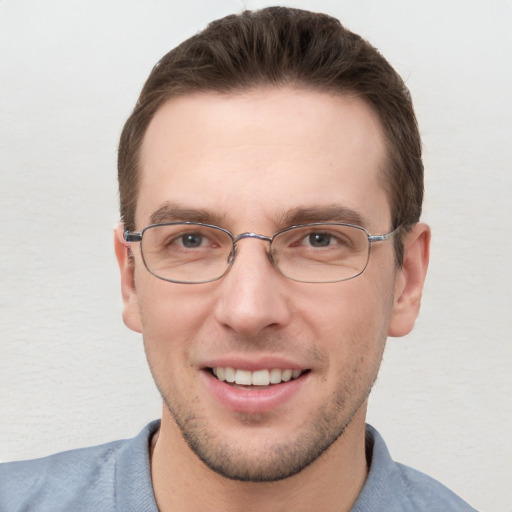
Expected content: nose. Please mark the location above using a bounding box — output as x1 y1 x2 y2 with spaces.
213 237 291 337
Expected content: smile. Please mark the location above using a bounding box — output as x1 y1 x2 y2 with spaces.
203 365 310 413
211 367 304 386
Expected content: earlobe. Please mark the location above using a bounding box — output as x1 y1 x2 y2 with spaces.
388 223 430 337
114 224 142 333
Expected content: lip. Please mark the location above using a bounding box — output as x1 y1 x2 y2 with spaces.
202 355 305 372
201 364 309 414
203 371 308 414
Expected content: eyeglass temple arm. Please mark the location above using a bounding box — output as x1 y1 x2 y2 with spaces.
368 226 400 243
124 231 142 243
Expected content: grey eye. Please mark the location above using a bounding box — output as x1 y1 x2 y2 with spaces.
181 233 204 248
308 233 332 247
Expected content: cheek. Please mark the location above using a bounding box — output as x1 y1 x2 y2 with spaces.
317 287 390 396
137 286 201 394
135 276 217 357
299 277 392 332
295 278 393 365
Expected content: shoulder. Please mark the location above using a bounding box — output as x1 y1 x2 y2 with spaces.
351 425 478 512
0 439 125 511
0 420 160 512
393 462 478 511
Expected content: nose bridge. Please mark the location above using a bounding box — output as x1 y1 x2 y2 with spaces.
228 232 273 265
214 231 290 336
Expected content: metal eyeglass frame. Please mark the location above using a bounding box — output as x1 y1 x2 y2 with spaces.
124 221 400 284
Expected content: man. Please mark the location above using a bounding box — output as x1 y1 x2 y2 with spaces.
0 7 477 511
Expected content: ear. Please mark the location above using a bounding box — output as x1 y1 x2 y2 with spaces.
388 223 430 337
114 224 142 333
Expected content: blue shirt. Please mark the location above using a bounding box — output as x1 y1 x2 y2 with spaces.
0 421 477 511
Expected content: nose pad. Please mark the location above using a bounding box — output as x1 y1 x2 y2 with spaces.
266 249 277 268
226 232 274 271
226 246 237 266
227 246 276 268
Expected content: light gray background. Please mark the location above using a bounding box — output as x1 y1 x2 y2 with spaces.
1 1 511 511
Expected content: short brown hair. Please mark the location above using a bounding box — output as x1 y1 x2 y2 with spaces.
118 7 423 263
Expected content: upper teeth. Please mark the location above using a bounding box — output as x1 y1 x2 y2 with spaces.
212 367 302 386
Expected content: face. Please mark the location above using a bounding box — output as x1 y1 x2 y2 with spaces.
116 87 426 482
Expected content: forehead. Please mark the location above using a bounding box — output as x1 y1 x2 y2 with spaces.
137 87 390 231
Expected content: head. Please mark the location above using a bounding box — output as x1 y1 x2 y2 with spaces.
118 6 423 265
115 7 429 484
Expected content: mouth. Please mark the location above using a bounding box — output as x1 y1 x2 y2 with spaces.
208 367 308 387
202 364 311 413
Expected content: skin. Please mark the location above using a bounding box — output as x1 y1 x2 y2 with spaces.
115 87 430 512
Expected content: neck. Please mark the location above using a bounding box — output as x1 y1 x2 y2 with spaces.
150 406 369 512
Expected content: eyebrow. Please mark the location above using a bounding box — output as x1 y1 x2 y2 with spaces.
149 203 226 226
279 205 370 229
149 203 370 230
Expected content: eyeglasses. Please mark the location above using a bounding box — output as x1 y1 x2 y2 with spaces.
124 222 399 284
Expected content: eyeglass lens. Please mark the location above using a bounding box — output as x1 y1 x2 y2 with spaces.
139 223 370 284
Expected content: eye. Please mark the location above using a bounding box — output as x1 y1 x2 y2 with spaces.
180 232 206 248
307 232 334 247
278 226 356 251
299 230 351 249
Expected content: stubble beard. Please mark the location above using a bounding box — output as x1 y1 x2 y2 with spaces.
157 377 376 483
144 314 389 483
